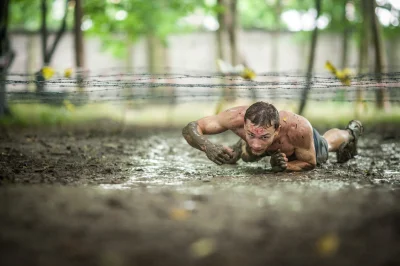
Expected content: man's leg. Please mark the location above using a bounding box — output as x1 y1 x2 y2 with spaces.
323 129 352 152
322 120 364 163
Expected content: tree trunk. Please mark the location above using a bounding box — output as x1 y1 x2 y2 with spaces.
124 38 134 101
0 0 14 117
26 34 37 91
271 0 282 71
36 0 48 93
386 37 400 100
270 0 282 101
126 39 133 72
37 0 70 93
216 0 226 61
355 0 370 116
147 34 161 74
337 0 350 102
368 0 389 110
74 0 85 90
224 0 238 102
146 34 164 98
0 70 8 117
358 0 370 75
341 0 349 69
227 0 238 66
298 0 321 115
41 0 48 64
162 44 175 105
387 37 400 72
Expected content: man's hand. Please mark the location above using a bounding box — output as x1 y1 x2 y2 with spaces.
204 142 236 165
270 149 288 172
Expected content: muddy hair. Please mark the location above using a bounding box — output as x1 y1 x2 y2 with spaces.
244 101 280 129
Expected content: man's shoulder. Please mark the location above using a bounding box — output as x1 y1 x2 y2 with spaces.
280 110 311 124
219 105 247 129
226 105 248 114
281 111 313 146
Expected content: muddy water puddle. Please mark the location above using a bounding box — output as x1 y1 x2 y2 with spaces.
98 132 400 193
0 129 399 191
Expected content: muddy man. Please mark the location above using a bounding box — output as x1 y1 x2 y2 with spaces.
182 101 364 172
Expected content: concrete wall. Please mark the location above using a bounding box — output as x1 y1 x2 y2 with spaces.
11 30 387 75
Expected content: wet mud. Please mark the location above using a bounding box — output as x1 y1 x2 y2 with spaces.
0 126 400 265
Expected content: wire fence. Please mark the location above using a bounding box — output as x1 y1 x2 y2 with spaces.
3 69 400 106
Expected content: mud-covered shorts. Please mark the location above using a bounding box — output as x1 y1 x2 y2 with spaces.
313 128 329 165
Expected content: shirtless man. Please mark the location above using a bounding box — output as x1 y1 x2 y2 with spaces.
182 101 364 172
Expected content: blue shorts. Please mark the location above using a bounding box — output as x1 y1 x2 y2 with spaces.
313 128 329 165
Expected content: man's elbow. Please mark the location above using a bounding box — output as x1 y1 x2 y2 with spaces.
182 121 197 141
306 162 316 171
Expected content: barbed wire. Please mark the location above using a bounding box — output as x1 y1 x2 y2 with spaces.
3 70 400 105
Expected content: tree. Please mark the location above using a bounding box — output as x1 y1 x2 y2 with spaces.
84 0 204 61
0 0 15 117
227 0 238 66
36 0 71 92
298 0 322 115
340 0 350 69
74 0 85 89
355 0 370 116
83 0 206 104
216 0 226 62
368 0 390 110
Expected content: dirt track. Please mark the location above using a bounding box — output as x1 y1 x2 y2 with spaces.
1 125 400 265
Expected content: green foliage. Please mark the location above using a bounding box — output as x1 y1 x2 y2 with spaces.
8 0 400 59
0 103 122 126
10 0 40 30
84 0 209 58
3 102 400 129
240 0 282 30
9 0 74 31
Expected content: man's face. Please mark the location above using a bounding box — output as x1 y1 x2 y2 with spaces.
244 119 277 155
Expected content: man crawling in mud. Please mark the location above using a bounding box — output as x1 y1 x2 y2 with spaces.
182 101 364 172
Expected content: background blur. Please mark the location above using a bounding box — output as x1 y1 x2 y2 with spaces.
1 0 400 127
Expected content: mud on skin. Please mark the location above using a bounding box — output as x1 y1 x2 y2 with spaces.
0 126 400 266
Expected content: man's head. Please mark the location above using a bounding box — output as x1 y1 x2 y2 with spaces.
244 102 280 155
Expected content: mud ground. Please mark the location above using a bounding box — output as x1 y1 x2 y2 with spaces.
0 123 400 266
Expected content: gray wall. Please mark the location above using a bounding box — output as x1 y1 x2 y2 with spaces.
11 30 391 75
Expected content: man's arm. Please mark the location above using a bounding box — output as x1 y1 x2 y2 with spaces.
182 117 226 152
286 121 316 171
285 148 316 171
182 106 246 165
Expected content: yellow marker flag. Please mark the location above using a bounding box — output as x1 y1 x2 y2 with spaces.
241 67 256 80
325 61 352 86
324 61 337 75
42 66 55 80
63 100 76 112
64 68 73 78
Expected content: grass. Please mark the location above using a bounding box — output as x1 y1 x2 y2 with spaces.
0 103 123 127
1 100 400 130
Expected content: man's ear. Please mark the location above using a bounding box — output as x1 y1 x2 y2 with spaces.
243 119 250 128
275 125 281 135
